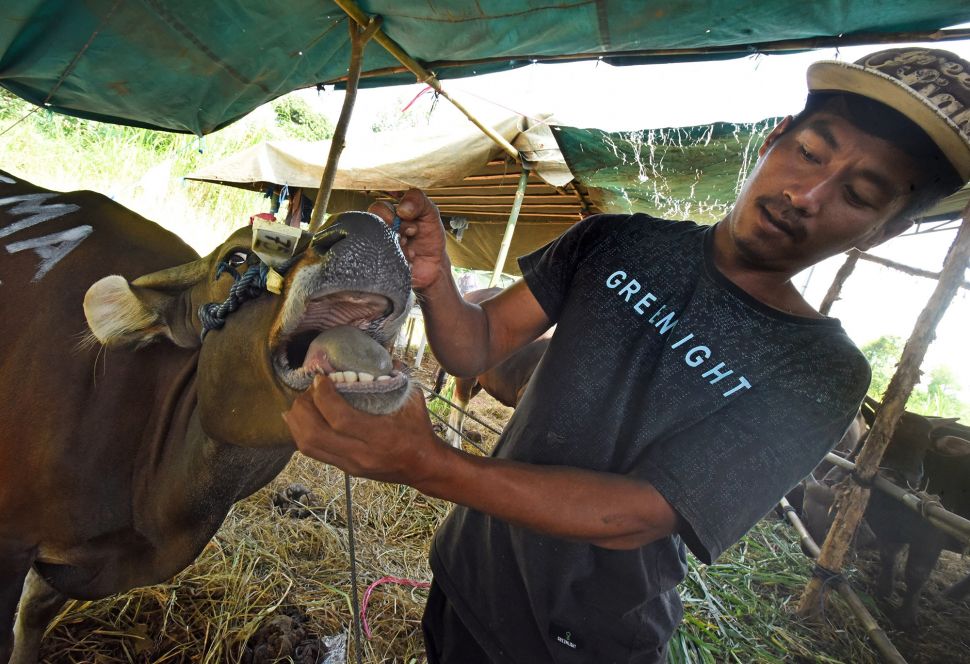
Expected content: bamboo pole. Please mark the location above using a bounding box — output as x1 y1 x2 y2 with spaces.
857 252 970 290
332 0 520 162
819 249 861 315
308 17 381 232
823 453 970 544
780 498 907 664
488 167 530 287
323 29 970 85
799 209 970 615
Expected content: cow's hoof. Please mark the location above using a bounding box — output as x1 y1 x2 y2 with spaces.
890 607 920 632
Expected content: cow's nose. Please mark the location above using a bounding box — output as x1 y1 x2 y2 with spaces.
313 211 390 256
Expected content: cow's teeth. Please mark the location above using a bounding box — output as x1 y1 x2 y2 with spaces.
343 371 358 383
376 375 391 382
332 372 345 383
358 372 374 383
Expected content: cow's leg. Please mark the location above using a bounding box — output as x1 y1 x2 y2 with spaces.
944 572 970 601
446 396 468 448
895 543 943 629
875 539 903 600
10 569 66 664
447 377 474 448
0 545 34 664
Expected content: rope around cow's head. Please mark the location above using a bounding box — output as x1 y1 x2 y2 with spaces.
197 257 276 339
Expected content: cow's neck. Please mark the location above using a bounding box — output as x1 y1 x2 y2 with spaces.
132 352 293 561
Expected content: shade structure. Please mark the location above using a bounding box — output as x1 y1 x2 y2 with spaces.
2 1 969 134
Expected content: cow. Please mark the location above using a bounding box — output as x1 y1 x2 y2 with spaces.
0 170 413 663
435 287 552 448
802 400 970 628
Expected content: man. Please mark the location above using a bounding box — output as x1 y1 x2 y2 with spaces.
284 48 970 663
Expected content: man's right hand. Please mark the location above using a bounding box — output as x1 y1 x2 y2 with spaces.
368 189 447 291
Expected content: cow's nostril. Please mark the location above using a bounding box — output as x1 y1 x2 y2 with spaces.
311 228 347 255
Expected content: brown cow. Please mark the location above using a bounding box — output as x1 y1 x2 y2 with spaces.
437 288 552 447
0 170 412 663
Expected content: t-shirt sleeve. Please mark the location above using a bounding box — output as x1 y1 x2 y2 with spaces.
636 363 869 564
517 213 630 322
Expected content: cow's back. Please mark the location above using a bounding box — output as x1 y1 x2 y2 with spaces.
0 171 199 543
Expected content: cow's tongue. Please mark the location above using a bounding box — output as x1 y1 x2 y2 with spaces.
301 325 393 376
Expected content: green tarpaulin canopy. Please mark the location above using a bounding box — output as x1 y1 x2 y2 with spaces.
1 1 969 134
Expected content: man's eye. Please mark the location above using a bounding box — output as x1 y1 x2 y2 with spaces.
227 250 249 266
799 145 819 163
844 188 872 209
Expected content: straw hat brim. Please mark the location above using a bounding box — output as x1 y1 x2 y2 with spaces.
807 60 970 182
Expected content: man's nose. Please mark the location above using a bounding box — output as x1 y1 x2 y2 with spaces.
784 176 831 216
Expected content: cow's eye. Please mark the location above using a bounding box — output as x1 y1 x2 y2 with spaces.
227 250 249 267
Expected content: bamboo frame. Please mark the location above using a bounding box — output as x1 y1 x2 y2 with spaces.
819 250 861 315
488 167 530 287
308 17 380 232
823 453 970 544
779 498 907 664
857 252 970 290
333 0 520 162
799 209 970 615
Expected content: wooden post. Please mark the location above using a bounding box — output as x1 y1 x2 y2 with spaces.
818 249 861 316
488 166 530 287
856 252 970 290
308 17 381 232
799 209 970 615
780 499 907 664
332 0 520 162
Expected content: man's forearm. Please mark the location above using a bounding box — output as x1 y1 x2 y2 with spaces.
414 443 680 549
416 261 494 377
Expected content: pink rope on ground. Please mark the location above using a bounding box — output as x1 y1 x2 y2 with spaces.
361 576 432 639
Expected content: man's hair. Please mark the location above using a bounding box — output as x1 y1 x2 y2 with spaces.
787 92 962 220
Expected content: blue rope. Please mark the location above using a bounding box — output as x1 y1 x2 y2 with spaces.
198 262 270 338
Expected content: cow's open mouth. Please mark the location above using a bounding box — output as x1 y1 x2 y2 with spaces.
273 291 408 394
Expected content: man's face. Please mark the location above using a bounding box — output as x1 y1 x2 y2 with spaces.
725 112 920 274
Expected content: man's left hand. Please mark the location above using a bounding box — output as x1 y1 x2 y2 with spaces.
283 376 449 485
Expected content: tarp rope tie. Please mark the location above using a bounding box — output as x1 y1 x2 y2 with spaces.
198 261 270 339
360 576 431 639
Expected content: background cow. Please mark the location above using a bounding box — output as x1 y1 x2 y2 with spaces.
433 287 553 447
802 399 970 628
0 171 412 663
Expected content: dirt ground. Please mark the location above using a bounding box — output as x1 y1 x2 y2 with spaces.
849 549 970 664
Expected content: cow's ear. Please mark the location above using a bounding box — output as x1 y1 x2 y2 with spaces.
931 435 970 457
84 258 209 348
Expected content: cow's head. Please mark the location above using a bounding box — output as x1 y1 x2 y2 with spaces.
878 412 962 488
83 212 413 447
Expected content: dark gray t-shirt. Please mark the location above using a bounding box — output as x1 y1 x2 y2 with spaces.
430 214 870 663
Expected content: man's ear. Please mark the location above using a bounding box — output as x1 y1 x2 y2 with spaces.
853 215 913 251
758 116 794 158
